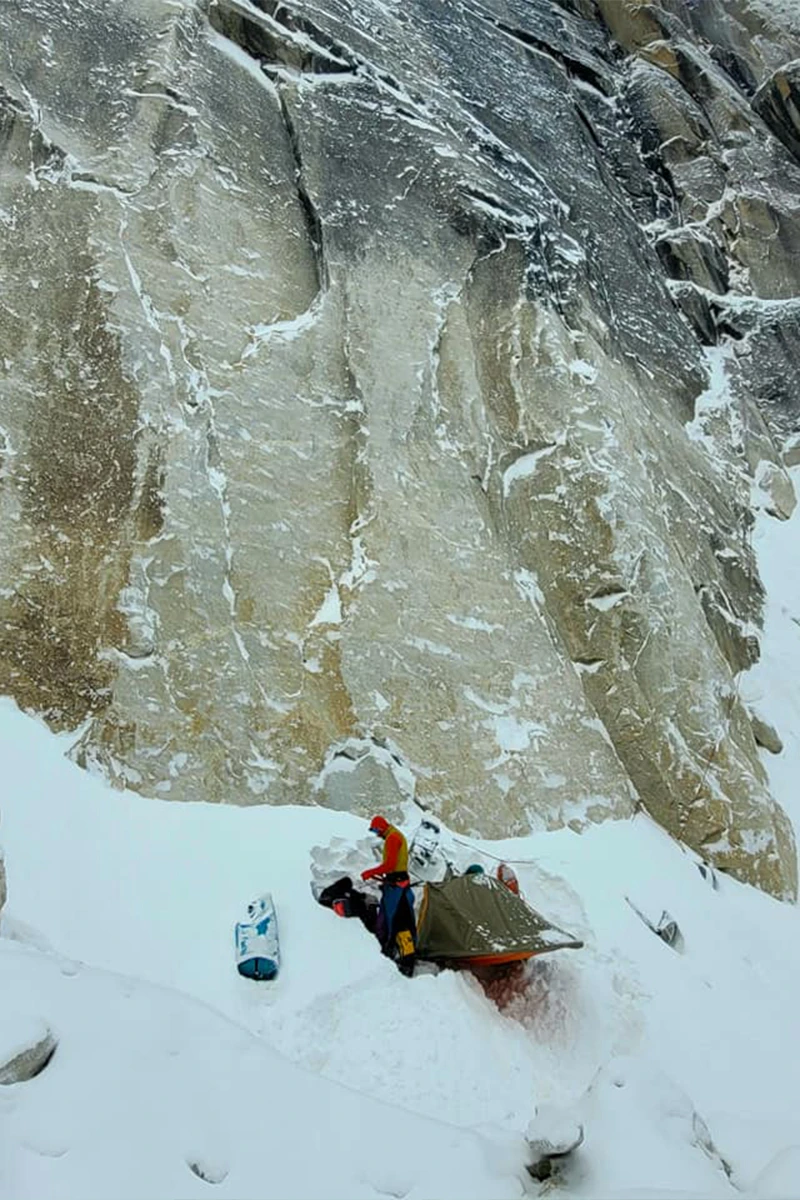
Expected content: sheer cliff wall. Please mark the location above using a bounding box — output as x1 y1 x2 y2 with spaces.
1 0 799 896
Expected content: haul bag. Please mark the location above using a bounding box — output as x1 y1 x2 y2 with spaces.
235 892 280 981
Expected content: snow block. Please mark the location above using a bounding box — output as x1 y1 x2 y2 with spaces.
235 893 280 981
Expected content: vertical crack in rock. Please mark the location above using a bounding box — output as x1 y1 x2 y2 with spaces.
276 89 328 292
488 18 614 97
207 2 340 292
303 301 375 738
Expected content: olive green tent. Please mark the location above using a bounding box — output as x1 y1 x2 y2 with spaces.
416 873 583 966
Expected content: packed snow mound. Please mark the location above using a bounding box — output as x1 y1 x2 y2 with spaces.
0 939 525 1200
751 1145 800 1198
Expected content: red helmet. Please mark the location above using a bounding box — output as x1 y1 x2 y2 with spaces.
369 814 389 836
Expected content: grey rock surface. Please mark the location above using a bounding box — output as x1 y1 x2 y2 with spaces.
753 60 800 164
749 708 784 756
0 0 798 896
0 1017 56 1084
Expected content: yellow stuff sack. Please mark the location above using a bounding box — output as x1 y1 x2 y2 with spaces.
396 929 415 957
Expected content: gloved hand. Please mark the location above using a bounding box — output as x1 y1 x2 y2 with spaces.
361 867 377 882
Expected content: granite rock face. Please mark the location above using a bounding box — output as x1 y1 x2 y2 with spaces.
0 0 798 896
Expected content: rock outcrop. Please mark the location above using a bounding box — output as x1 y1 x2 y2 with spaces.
0 1015 56 1085
0 0 798 896
749 707 784 756
753 60 800 164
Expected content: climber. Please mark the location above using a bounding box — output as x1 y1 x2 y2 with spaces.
362 815 417 976
362 815 409 883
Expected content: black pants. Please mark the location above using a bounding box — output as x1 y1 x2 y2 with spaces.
318 875 416 975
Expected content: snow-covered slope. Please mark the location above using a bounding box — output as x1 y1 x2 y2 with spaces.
1 940 528 1200
1 477 800 1199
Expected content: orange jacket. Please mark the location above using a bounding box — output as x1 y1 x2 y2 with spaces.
362 826 408 881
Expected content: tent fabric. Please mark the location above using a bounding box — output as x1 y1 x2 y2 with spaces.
415 874 583 964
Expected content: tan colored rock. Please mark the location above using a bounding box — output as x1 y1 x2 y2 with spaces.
595 1 670 52
639 38 755 141
0 0 797 901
